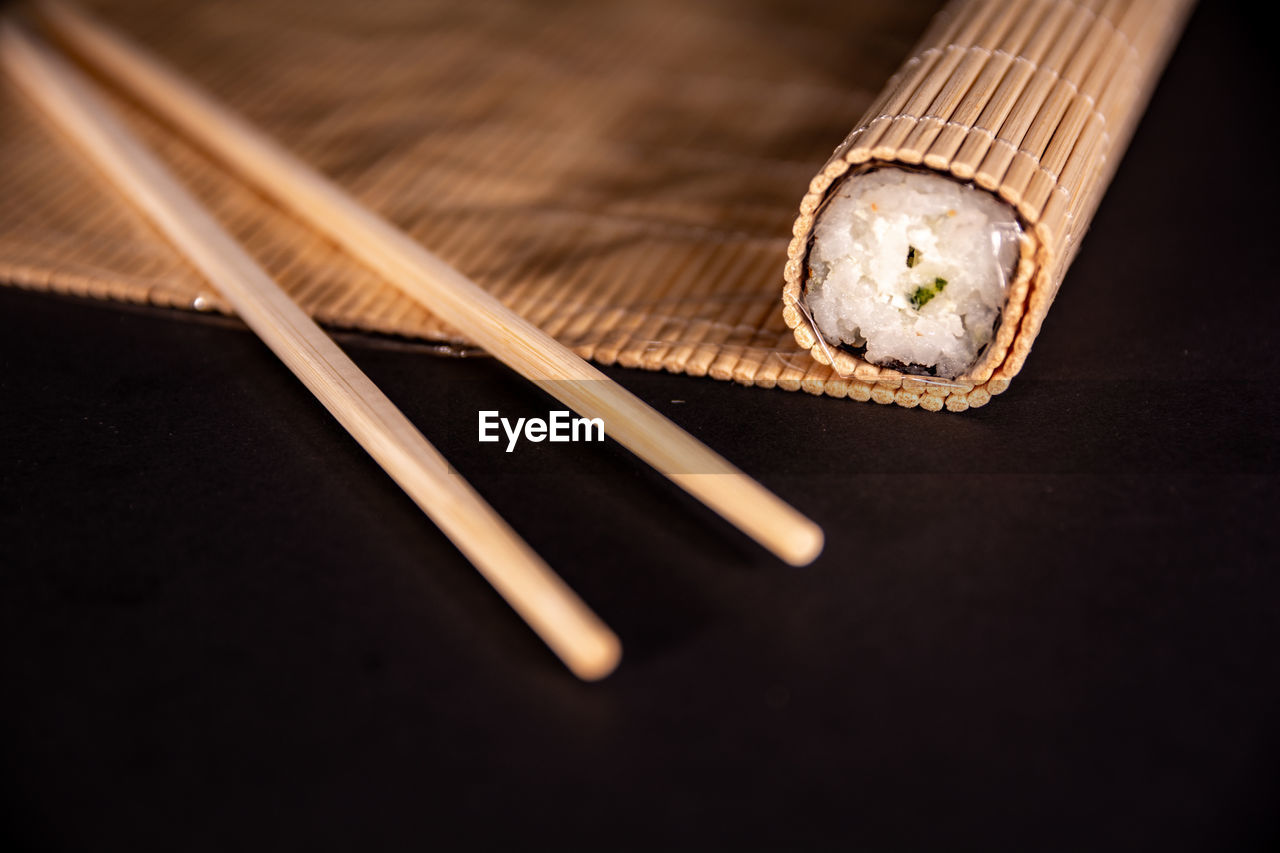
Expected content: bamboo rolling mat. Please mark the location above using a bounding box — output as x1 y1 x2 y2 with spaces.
783 0 1193 410
0 0 946 389
0 0 1185 406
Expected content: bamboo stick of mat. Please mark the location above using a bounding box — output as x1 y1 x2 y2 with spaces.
34 0 825 567
0 21 622 681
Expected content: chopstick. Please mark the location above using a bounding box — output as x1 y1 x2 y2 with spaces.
0 21 621 681
35 0 825 567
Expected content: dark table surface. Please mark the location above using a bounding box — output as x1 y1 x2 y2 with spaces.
2 2 1278 850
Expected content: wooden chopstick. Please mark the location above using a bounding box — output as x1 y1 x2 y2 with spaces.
35 0 825 567
0 20 621 681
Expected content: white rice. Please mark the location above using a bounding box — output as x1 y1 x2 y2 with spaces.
804 168 1020 379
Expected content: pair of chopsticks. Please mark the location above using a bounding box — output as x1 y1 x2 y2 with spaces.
1 1 824 679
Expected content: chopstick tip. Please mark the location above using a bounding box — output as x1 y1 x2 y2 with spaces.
565 630 622 682
781 520 825 567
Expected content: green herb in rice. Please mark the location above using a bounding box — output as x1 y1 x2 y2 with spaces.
909 277 948 310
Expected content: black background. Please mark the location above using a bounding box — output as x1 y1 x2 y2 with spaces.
2 2 1278 850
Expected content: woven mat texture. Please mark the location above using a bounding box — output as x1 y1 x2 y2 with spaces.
0 0 943 393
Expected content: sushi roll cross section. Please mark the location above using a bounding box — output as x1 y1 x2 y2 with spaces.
803 168 1020 380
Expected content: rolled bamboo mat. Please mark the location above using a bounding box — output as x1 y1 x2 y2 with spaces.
0 0 1188 407
783 0 1194 411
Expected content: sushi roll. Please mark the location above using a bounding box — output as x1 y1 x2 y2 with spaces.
802 167 1022 380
